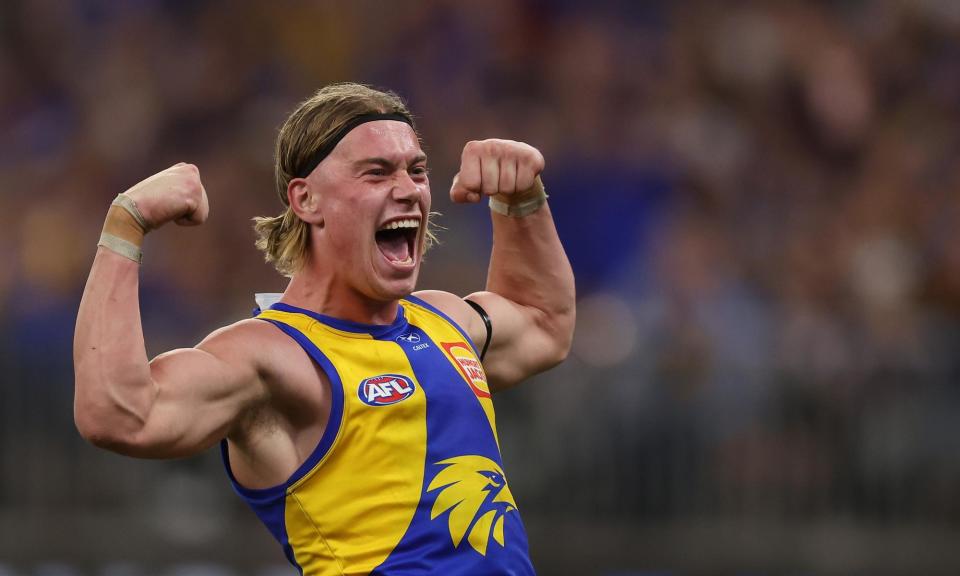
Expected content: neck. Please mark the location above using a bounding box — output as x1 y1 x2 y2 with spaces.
281 266 401 326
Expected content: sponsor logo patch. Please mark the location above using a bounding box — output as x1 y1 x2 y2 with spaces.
442 342 490 398
358 374 416 406
397 331 430 351
396 332 421 344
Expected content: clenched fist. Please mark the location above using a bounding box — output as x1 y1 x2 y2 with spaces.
450 140 545 205
123 163 210 229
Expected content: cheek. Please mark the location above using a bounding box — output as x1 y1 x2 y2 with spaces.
325 204 370 250
420 183 432 210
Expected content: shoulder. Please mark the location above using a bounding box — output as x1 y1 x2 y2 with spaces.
410 290 484 346
196 318 314 382
411 290 473 325
198 317 331 427
197 318 285 358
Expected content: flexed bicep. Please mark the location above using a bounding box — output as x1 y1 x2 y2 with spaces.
413 289 570 392
463 291 570 391
76 320 268 459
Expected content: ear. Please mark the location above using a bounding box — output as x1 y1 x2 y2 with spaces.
288 178 324 226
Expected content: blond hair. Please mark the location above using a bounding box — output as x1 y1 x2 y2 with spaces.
254 83 434 276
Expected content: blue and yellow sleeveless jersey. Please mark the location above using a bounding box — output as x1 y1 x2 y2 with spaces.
220 295 535 575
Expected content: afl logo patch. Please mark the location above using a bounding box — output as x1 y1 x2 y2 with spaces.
358 374 416 406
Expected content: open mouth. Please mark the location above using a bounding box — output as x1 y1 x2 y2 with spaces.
375 217 419 266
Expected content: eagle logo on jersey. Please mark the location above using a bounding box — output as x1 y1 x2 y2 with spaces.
427 455 517 556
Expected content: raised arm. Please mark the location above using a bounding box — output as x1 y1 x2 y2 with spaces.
74 164 265 458
418 140 575 391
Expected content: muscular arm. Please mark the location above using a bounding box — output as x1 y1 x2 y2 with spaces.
469 199 574 387
418 140 575 391
74 164 265 458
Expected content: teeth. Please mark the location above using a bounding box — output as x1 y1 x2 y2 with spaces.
379 219 420 231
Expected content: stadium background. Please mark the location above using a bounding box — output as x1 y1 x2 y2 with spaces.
3 0 960 574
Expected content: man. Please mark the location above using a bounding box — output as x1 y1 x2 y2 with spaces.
74 83 575 574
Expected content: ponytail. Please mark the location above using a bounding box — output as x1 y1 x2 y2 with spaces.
253 207 310 277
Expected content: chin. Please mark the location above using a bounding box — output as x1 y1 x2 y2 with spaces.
370 271 420 303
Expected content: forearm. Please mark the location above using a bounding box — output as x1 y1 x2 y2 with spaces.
74 214 155 444
74 164 213 450
449 140 575 379
485 201 575 347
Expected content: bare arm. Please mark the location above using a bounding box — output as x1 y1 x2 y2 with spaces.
418 140 575 391
74 164 265 458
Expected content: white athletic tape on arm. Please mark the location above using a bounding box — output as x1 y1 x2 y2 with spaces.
111 193 150 232
98 232 143 264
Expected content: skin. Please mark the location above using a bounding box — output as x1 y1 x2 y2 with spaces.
74 120 575 489
283 121 432 324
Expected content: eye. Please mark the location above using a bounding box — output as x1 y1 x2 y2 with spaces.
480 471 503 487
410 166 429 179
365 168 387 177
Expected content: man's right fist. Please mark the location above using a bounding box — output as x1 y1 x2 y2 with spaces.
123 163 209 229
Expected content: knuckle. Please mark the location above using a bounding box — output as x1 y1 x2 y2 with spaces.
462 141 481 158
177 182 201 206
181 193 198 213
521 147 544 170
183 173 202 193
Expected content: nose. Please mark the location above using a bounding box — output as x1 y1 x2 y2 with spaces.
392 171 425 204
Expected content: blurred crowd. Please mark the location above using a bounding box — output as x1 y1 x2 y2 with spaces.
3 0 960 573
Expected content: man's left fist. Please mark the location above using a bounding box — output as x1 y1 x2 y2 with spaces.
450 139 545 204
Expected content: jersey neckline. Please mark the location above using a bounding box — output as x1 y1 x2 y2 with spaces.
268 301 409 339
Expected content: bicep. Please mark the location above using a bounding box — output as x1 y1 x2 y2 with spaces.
133 337 264 458
414 290 563 391
464 291 564 390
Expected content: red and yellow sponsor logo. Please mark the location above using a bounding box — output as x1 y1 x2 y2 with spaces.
441 342 490 398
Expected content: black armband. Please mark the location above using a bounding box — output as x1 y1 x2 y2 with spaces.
465 299 492 361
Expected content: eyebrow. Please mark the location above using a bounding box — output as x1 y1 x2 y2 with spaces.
352 154 428 170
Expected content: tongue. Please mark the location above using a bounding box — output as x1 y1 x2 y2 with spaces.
377 231 411 263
